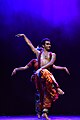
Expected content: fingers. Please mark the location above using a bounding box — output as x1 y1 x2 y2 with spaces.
15 34 24 37
15 34 21 37
11 70 16 76
11 72 14 76
68 71 70 75
64 67 70 75
15 34 19 37
66 69 70 75
11 73 13 76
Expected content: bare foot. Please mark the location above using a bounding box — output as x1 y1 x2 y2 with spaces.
57 88 64 95
42 113 51 120
37 113 41 119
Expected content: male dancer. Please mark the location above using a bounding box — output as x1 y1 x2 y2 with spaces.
13 34 69 120
12 58 69 119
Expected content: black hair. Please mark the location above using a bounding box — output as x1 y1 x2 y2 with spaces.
41 38 51 46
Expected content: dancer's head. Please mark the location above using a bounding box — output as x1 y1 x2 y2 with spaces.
41 38 51 51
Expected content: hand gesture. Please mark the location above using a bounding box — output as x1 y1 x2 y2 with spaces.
15 34 25 37
11 68 17 76
64 67 70 75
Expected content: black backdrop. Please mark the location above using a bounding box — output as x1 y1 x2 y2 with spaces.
0 1 80 116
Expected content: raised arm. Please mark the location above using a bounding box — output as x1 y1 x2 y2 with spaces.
16 34 40 57
53 65 70 75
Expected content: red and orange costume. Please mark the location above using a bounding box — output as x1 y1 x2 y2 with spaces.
27 52 60 114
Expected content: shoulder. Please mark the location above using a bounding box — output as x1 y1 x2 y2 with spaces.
35 49 40 58
52 53 56 58
52 53 56 56
50 52 56 60
49 52 56 57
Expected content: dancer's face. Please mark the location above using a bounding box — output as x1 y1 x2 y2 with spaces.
43 41 51 51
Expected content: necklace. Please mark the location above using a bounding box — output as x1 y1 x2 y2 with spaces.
43 52 48 59
44 55 47 59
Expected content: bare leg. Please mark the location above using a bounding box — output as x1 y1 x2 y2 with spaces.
42 113 51 120
37 113 41 119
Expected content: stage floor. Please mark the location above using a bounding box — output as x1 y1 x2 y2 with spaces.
0 116 80 120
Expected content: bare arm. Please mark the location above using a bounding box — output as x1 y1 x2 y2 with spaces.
11 65 29 76
53 65 65 70
53 65 70 74
16 34 40 57
11 59 36 76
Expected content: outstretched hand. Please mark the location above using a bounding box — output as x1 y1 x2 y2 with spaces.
15 34 25 37
64 67 70 75
11 68 17 76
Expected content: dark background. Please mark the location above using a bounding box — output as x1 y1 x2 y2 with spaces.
0 0 80 116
